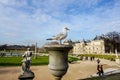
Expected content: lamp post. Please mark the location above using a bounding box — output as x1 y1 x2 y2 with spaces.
34 42 37 59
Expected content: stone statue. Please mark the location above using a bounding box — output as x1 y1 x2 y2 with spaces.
22 48 32 73
18 48 34 80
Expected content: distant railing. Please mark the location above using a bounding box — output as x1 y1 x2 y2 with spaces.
0 52 23 57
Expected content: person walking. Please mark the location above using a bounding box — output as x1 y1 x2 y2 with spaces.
97 58 100 64
97 64 101 76
100 65 104 76
97 64 104 76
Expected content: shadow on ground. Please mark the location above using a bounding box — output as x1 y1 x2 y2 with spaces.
79 73 120 80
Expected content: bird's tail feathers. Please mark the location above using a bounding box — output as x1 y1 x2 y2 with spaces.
46 38 53 40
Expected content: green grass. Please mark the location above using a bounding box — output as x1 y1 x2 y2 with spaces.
68 56 79 63
0 57 22 66
0 56 49 66
0 55 79 66
31 56 49 65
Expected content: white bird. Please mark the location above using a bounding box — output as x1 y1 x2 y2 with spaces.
46 27 70 44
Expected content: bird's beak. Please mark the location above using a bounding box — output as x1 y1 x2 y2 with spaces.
66 28 70 30
67 28 70 30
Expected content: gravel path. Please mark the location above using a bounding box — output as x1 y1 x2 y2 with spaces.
0 59 120 80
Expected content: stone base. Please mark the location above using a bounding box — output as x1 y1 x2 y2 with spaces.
55 76 62 80
18 71 35 80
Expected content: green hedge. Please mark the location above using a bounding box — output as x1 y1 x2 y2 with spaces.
78 54 118 61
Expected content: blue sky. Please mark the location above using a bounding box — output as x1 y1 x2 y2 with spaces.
0 0 120 47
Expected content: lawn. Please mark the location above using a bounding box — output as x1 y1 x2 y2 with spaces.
0 56 49 66
68 55 79 63
0 56 78 66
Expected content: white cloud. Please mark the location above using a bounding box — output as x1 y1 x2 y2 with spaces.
0 0 11 4
0 0 120 46
0 0 27 6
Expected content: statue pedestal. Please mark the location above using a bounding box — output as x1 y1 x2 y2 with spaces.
18 71 35 80
44 44 73 80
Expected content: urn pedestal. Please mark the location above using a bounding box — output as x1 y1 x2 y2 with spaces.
44 44 73 80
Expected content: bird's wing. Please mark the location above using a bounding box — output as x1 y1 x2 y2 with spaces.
53 32 64 40
60 33 67 40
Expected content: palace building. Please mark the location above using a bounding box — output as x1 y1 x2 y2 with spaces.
70 35 120 54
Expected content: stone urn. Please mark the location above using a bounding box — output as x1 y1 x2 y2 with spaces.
44 44 73 80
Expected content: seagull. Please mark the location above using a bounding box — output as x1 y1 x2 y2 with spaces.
46 27 70 44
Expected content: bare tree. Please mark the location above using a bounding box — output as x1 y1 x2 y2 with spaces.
105 31 120 53
105 31 120 42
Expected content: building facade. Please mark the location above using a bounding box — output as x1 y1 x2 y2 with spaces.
73 36 120 54
73 40 105 54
